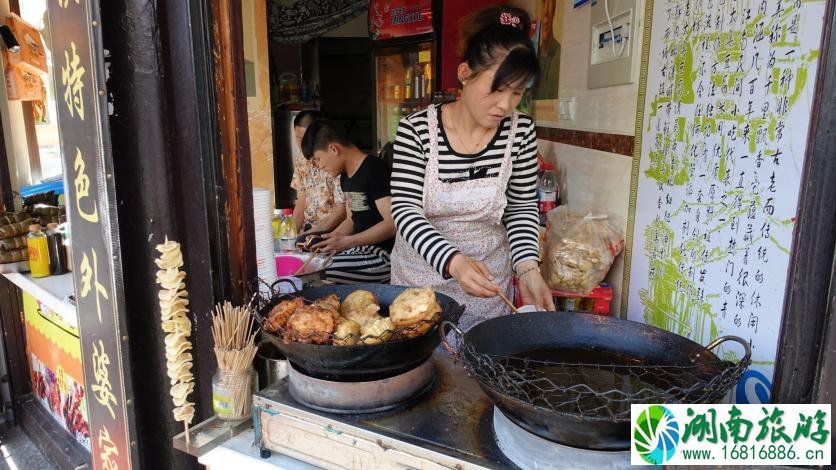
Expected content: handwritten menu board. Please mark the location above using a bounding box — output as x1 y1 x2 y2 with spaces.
46 0 136 467
625 0 825 404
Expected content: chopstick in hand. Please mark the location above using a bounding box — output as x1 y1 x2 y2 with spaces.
465 258 519 314
498 292 519 314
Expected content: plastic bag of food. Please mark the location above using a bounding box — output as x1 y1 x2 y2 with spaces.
543 207 625 295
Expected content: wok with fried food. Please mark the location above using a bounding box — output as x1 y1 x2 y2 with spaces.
255 284 464 381
261 286 449 346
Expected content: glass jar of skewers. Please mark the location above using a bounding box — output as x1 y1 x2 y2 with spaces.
211 302 259 421
212 368 252 421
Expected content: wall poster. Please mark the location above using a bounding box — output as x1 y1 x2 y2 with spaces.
368 0 434 40
533 0 565 124
624 0 826 404
23 293 90 449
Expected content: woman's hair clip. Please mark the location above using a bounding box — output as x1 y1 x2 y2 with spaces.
499 12 521 27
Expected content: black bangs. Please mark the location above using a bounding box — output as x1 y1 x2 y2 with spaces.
490 46 540 92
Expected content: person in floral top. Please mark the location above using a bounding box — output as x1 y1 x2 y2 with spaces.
291 110 346 233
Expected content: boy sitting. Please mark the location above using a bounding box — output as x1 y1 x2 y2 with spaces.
301 120 395 283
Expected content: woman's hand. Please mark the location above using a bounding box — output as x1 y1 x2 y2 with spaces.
517 262 555 311
448 254 501 298
313 233 353 253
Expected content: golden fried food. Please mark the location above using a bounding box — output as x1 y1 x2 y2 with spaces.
284 305 335 344
344 304 382 326
313 294 340 311
333 317 362 346
265 297 305 332
360 316 394 345
312 294 341 319
389 287 442 337
340 290 380 317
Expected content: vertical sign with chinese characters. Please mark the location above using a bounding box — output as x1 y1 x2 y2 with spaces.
46 1 136 468
625 0 826 403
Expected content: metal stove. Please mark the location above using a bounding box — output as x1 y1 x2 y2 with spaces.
287 359 435 414
253 354 630 469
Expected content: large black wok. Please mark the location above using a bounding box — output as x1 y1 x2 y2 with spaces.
257 284 464 381
443 312 751 450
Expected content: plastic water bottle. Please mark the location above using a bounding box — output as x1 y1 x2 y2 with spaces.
538 163 559 226
279 209 297 252
272 209 282 253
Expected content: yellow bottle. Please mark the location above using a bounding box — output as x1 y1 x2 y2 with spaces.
27 224 51 278
272 209 281 240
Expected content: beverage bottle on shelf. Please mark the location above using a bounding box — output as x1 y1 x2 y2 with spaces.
424 63 432 98
272 209 283 253
388 108 400 142
415 64 424 101
27 224 51 278
404 66 414 100
278 208 297 252
538 163 559 226
272 209 281 237
46 223 68 275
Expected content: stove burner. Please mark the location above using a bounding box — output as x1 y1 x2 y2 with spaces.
493 407 631 470
288 359 435 414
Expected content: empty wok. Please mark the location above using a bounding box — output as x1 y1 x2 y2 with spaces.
443 312 750 450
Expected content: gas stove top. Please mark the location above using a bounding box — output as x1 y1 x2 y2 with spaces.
253 354 630 469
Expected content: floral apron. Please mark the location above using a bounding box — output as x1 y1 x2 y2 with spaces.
391 104 518 334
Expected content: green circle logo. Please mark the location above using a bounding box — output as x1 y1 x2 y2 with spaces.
634 405 680 464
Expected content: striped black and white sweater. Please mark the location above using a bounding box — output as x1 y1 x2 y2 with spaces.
390 105 541 276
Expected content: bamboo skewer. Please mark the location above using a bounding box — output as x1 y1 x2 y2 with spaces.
322 251 336 268
212 302 259 420
294 248 320 276
154 237 196 442
465 258 519 314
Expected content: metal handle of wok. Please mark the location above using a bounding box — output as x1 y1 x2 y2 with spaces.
705 335 752 364
270 278 302 294
439 320 464 357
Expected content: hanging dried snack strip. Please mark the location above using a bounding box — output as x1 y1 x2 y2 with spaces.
155 237 196 432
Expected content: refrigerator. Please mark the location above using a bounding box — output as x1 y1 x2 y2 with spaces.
273 108 309 209
368 0 505 151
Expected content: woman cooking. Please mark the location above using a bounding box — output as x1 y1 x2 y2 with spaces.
390 5 555 334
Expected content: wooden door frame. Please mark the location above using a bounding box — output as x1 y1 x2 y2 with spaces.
771 0 836 404
96 0 255 466
210 0 257 305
